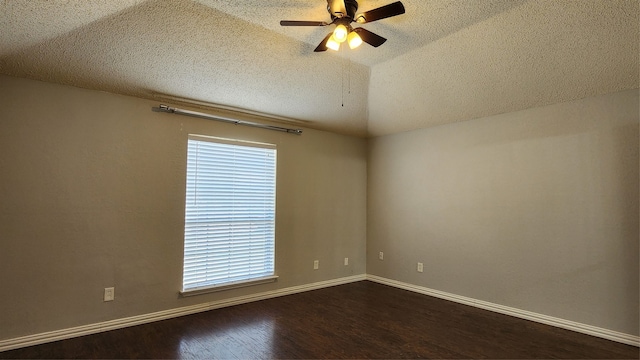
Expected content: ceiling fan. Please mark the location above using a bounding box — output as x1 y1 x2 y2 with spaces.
280 0 405 52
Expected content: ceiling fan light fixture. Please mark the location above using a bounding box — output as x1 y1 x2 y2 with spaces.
333 24 348 43
280 1 406 52
326 35 341 51
347 31 363 49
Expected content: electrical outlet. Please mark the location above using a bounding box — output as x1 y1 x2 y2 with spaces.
104 287 115 302
379 251 384 260
417 262 424 273
313 260 319 270
344 257 349 266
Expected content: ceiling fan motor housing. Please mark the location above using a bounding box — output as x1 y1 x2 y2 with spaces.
328 0 359 20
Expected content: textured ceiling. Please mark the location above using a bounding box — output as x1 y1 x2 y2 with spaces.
1 0 638 137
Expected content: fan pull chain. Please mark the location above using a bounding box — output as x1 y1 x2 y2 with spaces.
340 47 353 108
341 46 345 107
348 58 351 96
341 68 344 108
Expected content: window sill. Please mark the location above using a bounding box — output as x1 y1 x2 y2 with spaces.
180 276 279 297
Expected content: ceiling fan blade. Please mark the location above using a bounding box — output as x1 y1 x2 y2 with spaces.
355 1 405 23
280 20 329 26
353 28 387 47
314 33 334 52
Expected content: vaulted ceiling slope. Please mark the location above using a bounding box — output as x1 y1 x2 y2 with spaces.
1 0 638 137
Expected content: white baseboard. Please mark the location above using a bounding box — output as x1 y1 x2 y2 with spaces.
2 274 637 352
0 274 366 352
366 274 640 347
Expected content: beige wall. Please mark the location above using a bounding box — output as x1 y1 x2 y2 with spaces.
0 75 367 340
367 89 639 336
1 74 638 342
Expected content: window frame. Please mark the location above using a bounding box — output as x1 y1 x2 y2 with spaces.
180 134 278 296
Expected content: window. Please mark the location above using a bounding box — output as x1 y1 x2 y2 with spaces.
182 135 277 294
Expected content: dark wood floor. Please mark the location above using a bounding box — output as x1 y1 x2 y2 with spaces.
1 281 638 359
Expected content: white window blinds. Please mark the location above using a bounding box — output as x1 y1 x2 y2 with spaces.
182 135 276 292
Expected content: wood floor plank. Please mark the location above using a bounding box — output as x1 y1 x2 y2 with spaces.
1 281 638 359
